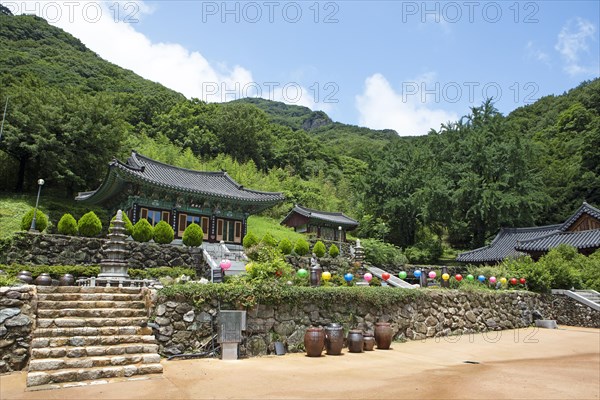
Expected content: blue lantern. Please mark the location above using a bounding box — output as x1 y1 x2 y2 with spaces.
414 270 422 278
478 275 485 282
344 273 354 282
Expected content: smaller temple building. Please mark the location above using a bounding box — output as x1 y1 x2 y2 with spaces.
76 151 285 245
457 202 600 264
281 205 359 241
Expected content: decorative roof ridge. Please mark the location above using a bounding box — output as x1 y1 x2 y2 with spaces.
559 201 600 232
294 204 358 222
498 224 562 233
130 151 227 176
516 230 564 245
455 244 493 257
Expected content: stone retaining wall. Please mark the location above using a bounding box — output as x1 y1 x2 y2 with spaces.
1 232 202 270
0 285 36 373
538 293 600 328
151 290 564 358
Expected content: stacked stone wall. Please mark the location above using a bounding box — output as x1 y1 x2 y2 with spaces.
0 285 36 373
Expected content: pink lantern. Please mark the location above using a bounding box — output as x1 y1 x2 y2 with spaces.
489 276 497 284
428 271 436 279
364 273 373 282
220 259 232 271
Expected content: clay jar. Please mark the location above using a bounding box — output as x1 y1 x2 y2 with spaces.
304 327 325 357
17 271 33 284
347 330 363 353
324 323 344 355
34 273 52 286
363 332 375 351
374 322 393 349
59 274 74 286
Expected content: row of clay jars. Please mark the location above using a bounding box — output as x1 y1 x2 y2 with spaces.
305 322 393 357
16 271 74 286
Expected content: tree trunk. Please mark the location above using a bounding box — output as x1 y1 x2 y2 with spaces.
15 155 27 192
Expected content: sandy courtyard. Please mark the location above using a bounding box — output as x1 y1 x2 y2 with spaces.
1 326 599 400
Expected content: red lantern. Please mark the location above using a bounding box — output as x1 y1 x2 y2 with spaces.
455 274 463 282
519 278 526 285
381 272 391 281
510 278 517 285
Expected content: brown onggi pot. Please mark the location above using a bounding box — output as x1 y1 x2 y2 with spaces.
325 323 344 355
347 330 363 353
304 327 325 357
375 322 393 349
59 274 74 286
34 273 52 286
363 332 375 351
17 271 33 284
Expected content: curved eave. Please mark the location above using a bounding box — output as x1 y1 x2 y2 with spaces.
75 162 124 205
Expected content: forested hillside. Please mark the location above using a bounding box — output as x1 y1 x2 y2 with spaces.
0 12 598 261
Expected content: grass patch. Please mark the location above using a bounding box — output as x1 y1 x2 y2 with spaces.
0 195 35 240
247 215 305 244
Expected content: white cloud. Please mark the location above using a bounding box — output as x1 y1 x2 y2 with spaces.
355 73 458 136
9 0 330 109
525 41 550 65
555 18 599 76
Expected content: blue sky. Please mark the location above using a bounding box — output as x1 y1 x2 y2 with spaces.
9 0 600 135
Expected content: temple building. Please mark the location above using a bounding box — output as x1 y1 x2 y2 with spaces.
76 151 285 245
281 204 359 241
457 202 600 264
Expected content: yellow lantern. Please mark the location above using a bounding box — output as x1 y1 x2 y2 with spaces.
322 271 332 281
500 277 507 285
442 273 450 281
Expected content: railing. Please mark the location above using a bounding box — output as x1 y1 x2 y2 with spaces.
76 277 157 288
552 289 600 312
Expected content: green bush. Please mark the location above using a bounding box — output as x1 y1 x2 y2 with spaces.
329 244 340 258
153 221 174 244
110 213 134 236
581 250 600 291
294 238 310 256
132 218 154 242
243 232 259 249
0 264 100 279
77 211 102 237
0 275 20 286
183 223 203 247
313 241 326 258
20 208 48 232
278 238 293 255
261 232 278 247
362 238 407 268
57 213 78 235
129 266 196 279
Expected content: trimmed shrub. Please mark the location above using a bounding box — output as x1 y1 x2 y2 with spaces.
77 211 102 237
329 244 340 258
110 213 134 236
261 232 278 247
313 241 326 258
57 213 78 235
243 232 259 249
278 238 293 255
21 208 49 232
294 238 310 256
132 218 154 242
183 223 203 247
153 221 175 244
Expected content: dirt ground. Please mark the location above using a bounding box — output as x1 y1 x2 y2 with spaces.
1 326 599 400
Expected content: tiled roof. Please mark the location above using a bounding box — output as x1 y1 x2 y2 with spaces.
456 225 561 263
281 204 359 229
516 229 600 252
559 202 600 231
76 151 285 208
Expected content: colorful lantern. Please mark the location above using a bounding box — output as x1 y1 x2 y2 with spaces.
510 278 518 285
455 274 463 282
364 273 373 282
344 273 354 282
489 276 497 284
466 274 474 281
381 272 391 281
399 271 408 279
297 268 308 277
477 275 485 282
520 278 526 284
428 271 437 279
442 273 450 281
220 259 232 271
414 270 422 278
322 271 331 281
500 277 507 284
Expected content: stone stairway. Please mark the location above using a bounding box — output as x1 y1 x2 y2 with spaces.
27 286 163 390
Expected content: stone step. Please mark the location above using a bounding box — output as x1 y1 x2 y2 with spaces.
37 317 147 329
38 292 144 302
26 363 163 387
32 335 157 350
26 373 163 392
37 308 147 319
37 300 146 310
33 325 151 338
36 286 143 294
29 353 161 371
31 343 159 359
